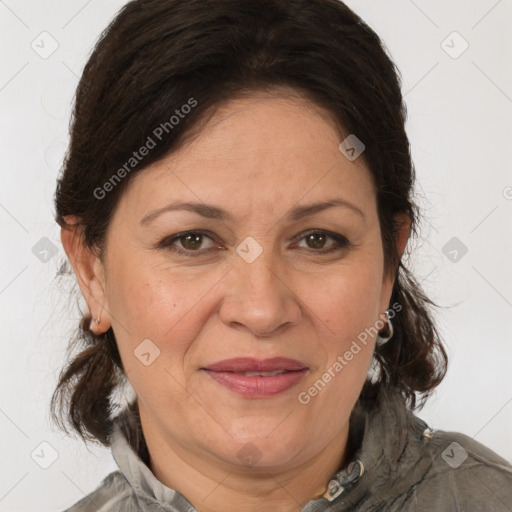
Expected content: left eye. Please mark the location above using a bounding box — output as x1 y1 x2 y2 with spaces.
295 230 348 252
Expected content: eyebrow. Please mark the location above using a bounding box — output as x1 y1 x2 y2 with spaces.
140 198 365 225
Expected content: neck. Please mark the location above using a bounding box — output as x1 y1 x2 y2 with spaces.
141 416 351 512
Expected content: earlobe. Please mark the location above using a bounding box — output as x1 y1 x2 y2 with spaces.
60 221 111 333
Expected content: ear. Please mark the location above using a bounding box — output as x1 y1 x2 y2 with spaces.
379 212 411 312
60 216 111 334
394 212 411 260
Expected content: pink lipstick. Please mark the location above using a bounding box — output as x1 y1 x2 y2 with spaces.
201 357 308 398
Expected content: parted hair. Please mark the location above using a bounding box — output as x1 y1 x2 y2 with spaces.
51 0 448 447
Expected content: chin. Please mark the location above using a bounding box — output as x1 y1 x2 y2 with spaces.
211 431 308 471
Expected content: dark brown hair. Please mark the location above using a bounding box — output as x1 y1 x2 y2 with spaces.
51 0 448 447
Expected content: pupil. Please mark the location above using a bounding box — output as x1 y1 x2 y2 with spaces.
183 233 201 250
308 233 325 249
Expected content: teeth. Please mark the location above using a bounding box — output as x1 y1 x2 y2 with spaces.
240 370 287 377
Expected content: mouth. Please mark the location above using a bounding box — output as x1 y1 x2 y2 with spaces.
228 369 293 377
202 357 308 373
201 357 309 397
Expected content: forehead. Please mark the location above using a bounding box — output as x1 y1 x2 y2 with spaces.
116 92 375 224
167 91 350 170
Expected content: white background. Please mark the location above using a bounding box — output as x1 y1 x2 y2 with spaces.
1 1 511 511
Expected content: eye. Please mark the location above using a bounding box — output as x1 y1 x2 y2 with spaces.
157 229 351 257
294 230 350 254
157 230 218 256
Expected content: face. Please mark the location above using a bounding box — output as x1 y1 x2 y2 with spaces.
78 91 400 473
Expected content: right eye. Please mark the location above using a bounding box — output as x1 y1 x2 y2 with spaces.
157 230 220 256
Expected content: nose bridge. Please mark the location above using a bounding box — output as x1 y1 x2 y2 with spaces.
235 233 280 286
220 240 302 336
239 248 280 294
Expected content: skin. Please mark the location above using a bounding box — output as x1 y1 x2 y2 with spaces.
62 90 410 512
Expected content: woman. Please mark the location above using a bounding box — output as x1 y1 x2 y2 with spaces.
51 0 512 510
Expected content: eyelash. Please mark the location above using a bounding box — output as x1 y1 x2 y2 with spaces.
157 229 351 257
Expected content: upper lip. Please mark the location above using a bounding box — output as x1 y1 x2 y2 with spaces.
202 357 308 372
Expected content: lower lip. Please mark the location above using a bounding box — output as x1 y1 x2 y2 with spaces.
202 369 308 397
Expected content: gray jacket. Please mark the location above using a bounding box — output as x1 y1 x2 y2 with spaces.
63 387 512 511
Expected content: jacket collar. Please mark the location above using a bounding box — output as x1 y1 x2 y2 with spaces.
313 386 434 510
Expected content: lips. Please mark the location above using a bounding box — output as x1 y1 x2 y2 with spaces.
201 357 308 397
203 357 308 373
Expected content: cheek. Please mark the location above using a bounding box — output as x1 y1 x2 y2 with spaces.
306 255 384 393
107 273 206 410
296 263 382 424
315 257 384 338
105 256 221 369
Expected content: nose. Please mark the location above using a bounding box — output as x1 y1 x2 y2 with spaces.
219 251 302 338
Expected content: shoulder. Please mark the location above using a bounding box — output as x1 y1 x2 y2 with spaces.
350 386 512 511
62 471 134 512
409 428 512 511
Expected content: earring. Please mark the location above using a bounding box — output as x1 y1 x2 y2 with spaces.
376 310 393 346
89 312 101 331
